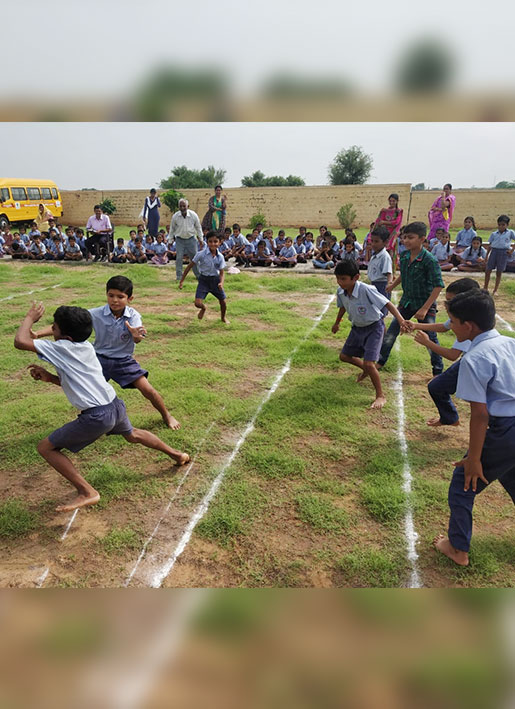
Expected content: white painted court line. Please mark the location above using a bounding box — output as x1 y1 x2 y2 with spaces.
35 567 49 588
34 508 79 587
496 314 513 332
124 416 223 587
0 282 63 303
148 294 336 588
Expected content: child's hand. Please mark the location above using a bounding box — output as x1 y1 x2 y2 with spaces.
385 283 394 293
27 301 44 322
28 364 53 382
178 281 184 290
29 328 38 339
126 322 147 339
414 308 428 321
414 330 431 346
218 282 223 290
403 320 415 333
331 323 340 334
454 456 489 492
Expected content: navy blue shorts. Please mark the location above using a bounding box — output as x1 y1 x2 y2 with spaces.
487 248 509 272
97 354 148 389
48 397 133 453
341 319 385 362
195 274 226 301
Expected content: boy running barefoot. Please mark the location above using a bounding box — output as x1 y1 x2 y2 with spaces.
179 230 229 324
15 303 189 513
332 260 409 409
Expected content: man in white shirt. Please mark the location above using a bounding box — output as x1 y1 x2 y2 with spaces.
86 205 113 262
169 199 204 281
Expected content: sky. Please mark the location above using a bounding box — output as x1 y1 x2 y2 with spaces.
3 123 515 190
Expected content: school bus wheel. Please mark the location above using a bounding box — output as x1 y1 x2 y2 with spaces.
0 215 9 230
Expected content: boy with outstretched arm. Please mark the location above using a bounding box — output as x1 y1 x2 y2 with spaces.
179 230 229 324
433 290 515 566
331 260 409 409
15 303 189 513
33 276 181 430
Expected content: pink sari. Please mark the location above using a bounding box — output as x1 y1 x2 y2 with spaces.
428 193 456 240
374 207 403 251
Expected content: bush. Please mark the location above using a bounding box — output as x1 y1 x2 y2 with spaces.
160 189 186 213
337 203 357 229
248 213 267 230
99 198 116 215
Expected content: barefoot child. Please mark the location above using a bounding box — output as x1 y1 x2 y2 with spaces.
433 290 515 566
366 226 393 297
15 303 189 513
331 260 409 409
179 230 229 324
33 276 181 430
483 214 515 295
407 278 480 427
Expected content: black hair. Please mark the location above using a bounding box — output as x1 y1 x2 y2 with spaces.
278 229 285 236
94 204 102 210
224 227 232 234
106 275 133 297
343 237 354 246
404 221 427 238
497 214 510 224
214 185 223 190
150 188 156 194
299 226 306 231
232 223 240 231
335 260 359 278
306 232 313 238
206 230 220 241
371 226 389 242
444 183 452 190
446 278 480 296
319 225 327 231
117 237 124 243
53 306 93 342
464 216 476 230
447 290 495 331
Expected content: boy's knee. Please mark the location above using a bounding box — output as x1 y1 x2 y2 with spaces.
123 428 141 444
37 437 53 456
363 361 376 372
339 352 349 362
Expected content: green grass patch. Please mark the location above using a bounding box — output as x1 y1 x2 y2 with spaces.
99 526 142 555
243 448 306 480
337 547 404 587
360 475 406 524
0 498 38 538
295 493 348 533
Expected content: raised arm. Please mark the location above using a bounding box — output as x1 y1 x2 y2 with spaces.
14 302 45 352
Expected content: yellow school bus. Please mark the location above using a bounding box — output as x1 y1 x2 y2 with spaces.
0 178 63 229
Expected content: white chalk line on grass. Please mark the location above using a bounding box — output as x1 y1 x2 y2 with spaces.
148 294 336 588
35 508 79 587
392 338 422 588
0 282 63 303
495 313 513 332
124 416 224 587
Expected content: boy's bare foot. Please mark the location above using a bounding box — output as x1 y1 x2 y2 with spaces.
56 491 100 513
433 534 469 566
356 371 368 383
221 317 230 324
197 306 206 320
370 396 387 409
164 415 181 430
427 417 459 427
176 453 190 466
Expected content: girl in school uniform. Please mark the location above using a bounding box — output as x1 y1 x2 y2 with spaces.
273 237 297 268
431 230 454 271
456 236 487 272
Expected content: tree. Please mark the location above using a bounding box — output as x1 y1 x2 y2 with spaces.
241 171 305 187
412 183 426 191
160 165 226 190
249 213 268 230
328 146 373 185
336 203 357 230
395 40 454 93
495 180 515 189
160 189 185 214
99 198 116 215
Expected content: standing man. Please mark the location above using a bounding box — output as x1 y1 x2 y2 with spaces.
169 198 203 282
86 205 113 262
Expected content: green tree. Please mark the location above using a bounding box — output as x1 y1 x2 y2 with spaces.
249 213 267 230
495 180 515 189
336 203 357 230
160 189 186 213
160 165 226 190
99 198 116 215
241 171 305 187
328 146 373 185
395 40 454 93
412 183 426 191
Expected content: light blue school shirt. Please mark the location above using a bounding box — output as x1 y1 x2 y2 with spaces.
367 248 392 283
431 242 453 262
30 241 46 254
89 304 142 358
279 246 296 258
461 245 487 262
488 229 515 250
192 247 226 276
34 339 116 410
49 241 64 256
456 329 515 416
130 243 146 256
20 233 30 244
232 234 249 247
336 280 389 327
443 319 471 353
304 240 315 252
256 246 272 257
113 245 127 256
244 242 256 255
65 242 81 254
294 242 306 254
153 242 167 256
455 228 476 248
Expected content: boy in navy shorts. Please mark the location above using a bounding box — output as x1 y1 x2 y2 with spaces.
433 290 515 566
34 276 181 430
15 303 189 513
179 230 229 324
331 260 409 409
483 214 515 296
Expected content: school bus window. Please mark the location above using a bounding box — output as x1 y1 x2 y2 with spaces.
41 187 52 200
0 188 9 202
51 187 58 199
12 187 27 200
27 187 41 200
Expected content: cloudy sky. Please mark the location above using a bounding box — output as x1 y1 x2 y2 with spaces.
3 122 515 190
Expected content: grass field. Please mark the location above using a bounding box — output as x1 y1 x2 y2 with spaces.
0 261 514 588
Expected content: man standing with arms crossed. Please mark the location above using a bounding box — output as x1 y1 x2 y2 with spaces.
169 198 204 282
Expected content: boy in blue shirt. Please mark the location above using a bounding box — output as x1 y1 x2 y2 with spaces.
33 276 181 430
332 260 409 409
366 226 393 297
179 230 228 323
433 290 515 566
483 214 515 296
15 302 189 513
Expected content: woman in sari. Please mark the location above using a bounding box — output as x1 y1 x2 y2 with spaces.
374 193 403 263
201 185 226 235
428 183 456 241
36 203 54 232
142 188 161 237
